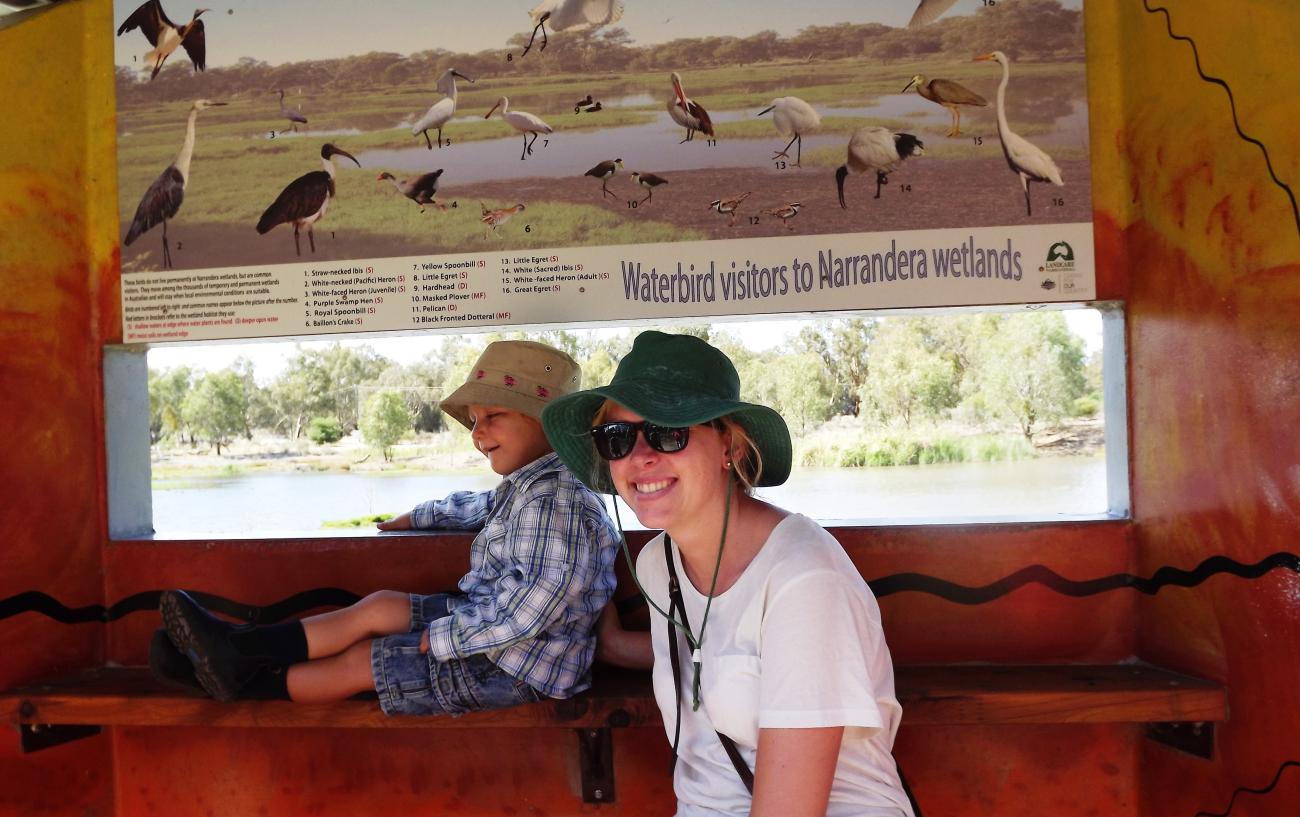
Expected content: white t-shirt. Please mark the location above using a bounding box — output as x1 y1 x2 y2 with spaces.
635 514 913 817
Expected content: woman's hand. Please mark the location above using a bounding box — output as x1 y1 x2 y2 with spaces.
595 602 653 669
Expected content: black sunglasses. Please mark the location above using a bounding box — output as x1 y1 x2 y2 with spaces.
590 421 692 461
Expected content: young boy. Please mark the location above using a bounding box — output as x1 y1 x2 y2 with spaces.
158 340 621 715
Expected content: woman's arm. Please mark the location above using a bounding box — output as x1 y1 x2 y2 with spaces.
751 726 844 817
594 603 653 669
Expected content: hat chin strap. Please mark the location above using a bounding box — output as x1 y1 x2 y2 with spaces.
612 468 735 710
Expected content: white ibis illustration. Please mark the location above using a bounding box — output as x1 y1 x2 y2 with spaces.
835 127 925 207
521 0 625 57
123 99 226 269
757 97 820 166
975 51 1064 216
379 170 445 213
277 89 308 133
630 171 668 204
485 97 553 161
481 203 526 238
901 75 987 137
908 0 959 28
412 69 474 150
708 191 751 227
256 143 360 257
668 72 714 144
584 158 623 200
116 0 208 80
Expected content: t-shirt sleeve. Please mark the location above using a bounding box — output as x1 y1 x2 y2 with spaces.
757 569 888 731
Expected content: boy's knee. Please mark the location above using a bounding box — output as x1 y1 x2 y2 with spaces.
357 590 410 630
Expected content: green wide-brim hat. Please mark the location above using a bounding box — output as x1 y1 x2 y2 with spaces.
541 331 792 495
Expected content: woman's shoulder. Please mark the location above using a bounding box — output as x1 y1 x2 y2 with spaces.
632 530 671 582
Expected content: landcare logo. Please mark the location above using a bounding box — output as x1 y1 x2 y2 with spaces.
1039 240 1077 291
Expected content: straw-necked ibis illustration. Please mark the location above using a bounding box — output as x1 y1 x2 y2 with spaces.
379 170 445 213
631 172 668 205
277 89 307 133
908 0 959 28
668 72 713 144
757 97 820 166
975 51 1064 216
117 1 208 80
585 158 623 200
521 0 625 57
412 69 474 150
123 99 226 269
481 202 526 238
708 192 751 227
835 128 925 207
256 143 360 257
762 202 802 231
485 97 553 161
901 74 987 137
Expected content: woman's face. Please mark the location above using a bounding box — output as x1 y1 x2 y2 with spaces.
602 403 731 533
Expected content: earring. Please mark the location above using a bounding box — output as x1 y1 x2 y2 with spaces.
724 461 733 470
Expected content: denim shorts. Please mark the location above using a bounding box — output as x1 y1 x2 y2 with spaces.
370 592 542 717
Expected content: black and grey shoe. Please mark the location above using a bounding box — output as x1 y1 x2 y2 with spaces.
159 590 266 702
148 628 202 692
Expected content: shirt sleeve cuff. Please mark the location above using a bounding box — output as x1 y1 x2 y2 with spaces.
426 617 459 661
758 708 884 730
410 500 439 529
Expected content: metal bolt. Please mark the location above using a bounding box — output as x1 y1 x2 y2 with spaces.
594 789 604 800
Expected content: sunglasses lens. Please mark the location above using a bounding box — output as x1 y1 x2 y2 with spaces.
644 423 690 454
592 422 638 460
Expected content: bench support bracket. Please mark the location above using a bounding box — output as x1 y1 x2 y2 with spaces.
576 727 615 803
19 723 102 753
1146 721 1215 759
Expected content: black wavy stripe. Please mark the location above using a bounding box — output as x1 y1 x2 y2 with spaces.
869 552 1299 603
1195 760 1300 817
0 588 361 625
1142 0 1300 237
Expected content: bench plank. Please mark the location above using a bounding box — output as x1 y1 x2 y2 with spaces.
2 664 1224 731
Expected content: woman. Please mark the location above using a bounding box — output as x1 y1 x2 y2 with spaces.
542 331 914 817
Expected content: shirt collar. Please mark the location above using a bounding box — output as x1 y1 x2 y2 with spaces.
501 451 563 491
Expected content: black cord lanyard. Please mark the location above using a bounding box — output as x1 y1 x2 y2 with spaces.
664 535 755 794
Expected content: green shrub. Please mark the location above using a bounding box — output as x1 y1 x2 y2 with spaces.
1071 395 1101 417
307 416 344 444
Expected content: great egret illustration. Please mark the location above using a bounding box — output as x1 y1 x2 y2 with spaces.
485 96 554 161
584 158 623 200
708 191 752 227
378 169 445 213
481 202 526 238
975 51 1064 215
756 97 820 166
116 0 208 80
630 171 668 204
907 0 959 28
901 75 987 137
277 89 308 133
123 99 227 269
668 72 714 144
256 143 360 257
835 127 925 207
412 69 474 150
761 202 802 230
520 0 625 57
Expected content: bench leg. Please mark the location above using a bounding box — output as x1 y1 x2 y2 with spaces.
576 727 615 803
19 723 101 753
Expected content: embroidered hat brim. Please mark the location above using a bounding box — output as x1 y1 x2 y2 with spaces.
439 341 581 429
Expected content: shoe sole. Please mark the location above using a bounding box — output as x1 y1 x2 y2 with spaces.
160 591 238 702
148 629 202 692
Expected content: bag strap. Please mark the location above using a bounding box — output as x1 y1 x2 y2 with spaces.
664 536 755 794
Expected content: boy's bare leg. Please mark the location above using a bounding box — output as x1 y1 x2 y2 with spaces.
299 590 412 660
286 640 377 703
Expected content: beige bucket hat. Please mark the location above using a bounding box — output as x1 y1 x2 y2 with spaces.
439 340 582 430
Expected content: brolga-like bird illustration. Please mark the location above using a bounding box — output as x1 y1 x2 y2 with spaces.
584 158 623 200
907 0 959 28
630 171 668 205
480 203 526 238
708 191 752 227
123 99 226 269
668 72 713 144
485 97 553 161
520 0 625 57
277 89 308 133
835 127 925 207
762 202 802 231
116 1 208 80
256 143 360 257
975 51 1064 216
757 97 820 166
378 169 446 213
901 74 987 137
412 69 474 150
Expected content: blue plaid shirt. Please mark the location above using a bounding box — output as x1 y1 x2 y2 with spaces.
410 452 620 698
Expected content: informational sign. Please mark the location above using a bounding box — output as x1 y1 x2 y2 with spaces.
114 0 1094 343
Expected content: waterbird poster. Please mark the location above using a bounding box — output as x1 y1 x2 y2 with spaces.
113 0 1095 343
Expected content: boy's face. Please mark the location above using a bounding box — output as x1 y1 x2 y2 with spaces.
467 405 552 476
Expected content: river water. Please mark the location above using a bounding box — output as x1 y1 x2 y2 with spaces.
152 455 1108 536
